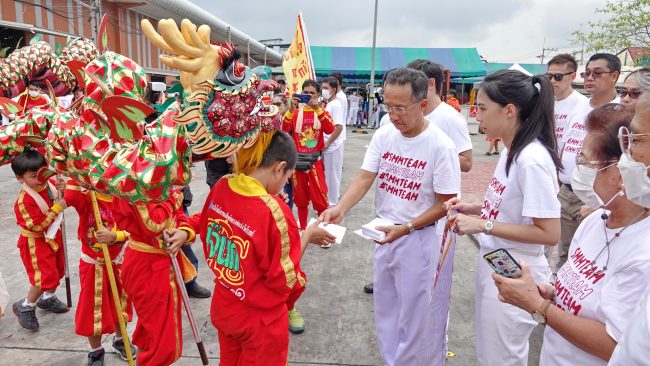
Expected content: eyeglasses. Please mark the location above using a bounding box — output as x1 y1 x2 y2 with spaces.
618 89 642 99
580 70 614 79
618 126 650 153
575 155 618 169
380 101 421 115
544 72 573 81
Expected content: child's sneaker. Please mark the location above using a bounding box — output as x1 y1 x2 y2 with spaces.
112 336 137 361
36 295 69 313
288 308 305 334
12 299 39 331
87 348 105 366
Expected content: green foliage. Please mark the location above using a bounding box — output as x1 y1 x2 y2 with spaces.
573 0 650 55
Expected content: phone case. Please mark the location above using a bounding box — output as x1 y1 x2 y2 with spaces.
483 248 522 278
293 93 311 104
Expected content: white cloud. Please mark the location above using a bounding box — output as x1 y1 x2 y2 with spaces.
189 0 612 63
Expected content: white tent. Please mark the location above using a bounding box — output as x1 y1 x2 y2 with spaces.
508 63 533 76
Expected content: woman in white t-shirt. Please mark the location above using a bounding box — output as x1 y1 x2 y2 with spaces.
495 104 650 366
445 70 562 366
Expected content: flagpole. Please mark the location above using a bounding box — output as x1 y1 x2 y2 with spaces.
368 0 379 127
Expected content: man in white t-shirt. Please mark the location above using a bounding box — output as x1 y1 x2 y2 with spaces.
348 92 361 126
546 54 588 145
331 72 349 124
321 68 461 366
556 53 621 272
321 77 346 209
407 59 473 172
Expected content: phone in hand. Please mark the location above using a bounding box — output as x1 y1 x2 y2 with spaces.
293 93 312 104
483 248 522 278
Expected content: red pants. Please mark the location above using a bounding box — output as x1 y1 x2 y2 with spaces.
18 235 64 291
212 302 290 366
292 160 329 229
75 260 133 337
121 246 183 366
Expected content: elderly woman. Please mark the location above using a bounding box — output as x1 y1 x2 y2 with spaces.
619 68 650 110
494 104 650 365
608 92 650 365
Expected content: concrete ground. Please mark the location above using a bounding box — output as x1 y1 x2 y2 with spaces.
0 126 545 365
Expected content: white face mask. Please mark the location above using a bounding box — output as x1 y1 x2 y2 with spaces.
618 152 650 208
28 90 39 98
321 89 331 100
571 162 622 209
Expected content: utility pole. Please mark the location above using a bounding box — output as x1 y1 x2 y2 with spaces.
537 38 558 64
368 0 379 128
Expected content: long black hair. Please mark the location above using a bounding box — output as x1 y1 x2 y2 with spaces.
479 70 562 176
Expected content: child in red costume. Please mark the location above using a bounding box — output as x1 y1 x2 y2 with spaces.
11 150 69 331
282 80 335 230
64 179 136 364
111 190 196 366
194 131 335 365
16 81 49 113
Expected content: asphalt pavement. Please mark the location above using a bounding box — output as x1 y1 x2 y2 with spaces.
0 127 545 365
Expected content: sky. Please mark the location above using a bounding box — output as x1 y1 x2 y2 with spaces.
189 0 611 64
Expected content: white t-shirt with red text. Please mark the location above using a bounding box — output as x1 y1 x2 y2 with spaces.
540 211 650 366
558 96 620 184
425 102 472 154
479 140 560 255
324 99 346 152
554 91 588 144
361 122 460 224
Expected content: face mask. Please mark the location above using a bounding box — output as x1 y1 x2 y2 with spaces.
618 152 650 208
28 90 39 98
571 163 622 209
321 89 331 100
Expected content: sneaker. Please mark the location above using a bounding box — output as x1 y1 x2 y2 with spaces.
288 309 305 334
12 299 39 331
112 337 137 361
363 282 374 294
186 282 212 298
36 295 69 313
87 348 105 366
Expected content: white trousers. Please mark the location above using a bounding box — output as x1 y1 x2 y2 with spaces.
475 248 550 366
323 145 344 206
348 107 359 125
374 225 443 366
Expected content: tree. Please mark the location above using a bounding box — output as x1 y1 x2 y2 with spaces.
573 0 650 55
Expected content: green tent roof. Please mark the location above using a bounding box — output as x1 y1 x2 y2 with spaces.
310 46 486 80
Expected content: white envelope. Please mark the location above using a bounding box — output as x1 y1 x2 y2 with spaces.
308 218 346 244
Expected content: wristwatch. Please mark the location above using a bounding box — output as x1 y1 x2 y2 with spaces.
483 220 494 235
405 222 415 234
532 299 552 324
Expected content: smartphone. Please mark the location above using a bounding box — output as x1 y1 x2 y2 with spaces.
293 93 312 104
483 248 522 278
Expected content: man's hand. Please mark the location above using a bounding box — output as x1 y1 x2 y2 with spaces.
277 191 290 204
289 97 300 112
307 97 320 110
447 213 486 235
164 228 189 255
95 229 117 244
376 224 409 245
320 205 345 224
303 219 336 246
55 198 67 210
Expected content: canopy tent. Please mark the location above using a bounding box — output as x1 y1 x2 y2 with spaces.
310 46 485 82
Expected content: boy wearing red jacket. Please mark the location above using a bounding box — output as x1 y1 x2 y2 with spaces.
11 150 69 331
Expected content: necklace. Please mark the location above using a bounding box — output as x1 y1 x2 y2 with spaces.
590 207 650 274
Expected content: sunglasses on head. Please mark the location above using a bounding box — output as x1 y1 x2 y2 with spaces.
544 72 573 81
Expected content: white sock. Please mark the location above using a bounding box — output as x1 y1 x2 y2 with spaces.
41 292 55 300
90 346 103 353
22 299 36 308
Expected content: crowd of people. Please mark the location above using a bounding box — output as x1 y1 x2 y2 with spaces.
1 50 650 366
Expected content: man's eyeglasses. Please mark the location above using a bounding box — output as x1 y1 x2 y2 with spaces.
580 70 614 79
618 126 650 153
544 72 573 81
380 101 421 115
618 89 642 99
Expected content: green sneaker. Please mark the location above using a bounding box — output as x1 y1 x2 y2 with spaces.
288 308 305 334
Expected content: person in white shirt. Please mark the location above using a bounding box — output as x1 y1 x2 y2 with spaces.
446 70 562 366
330 72 348 124
546 54 588 145
556 53 621 272
321 77 346 210
619 67 650 111
348 92 361 126
608 86 650 366
322 68 460 365
495 104 650 366
407 59 473 172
